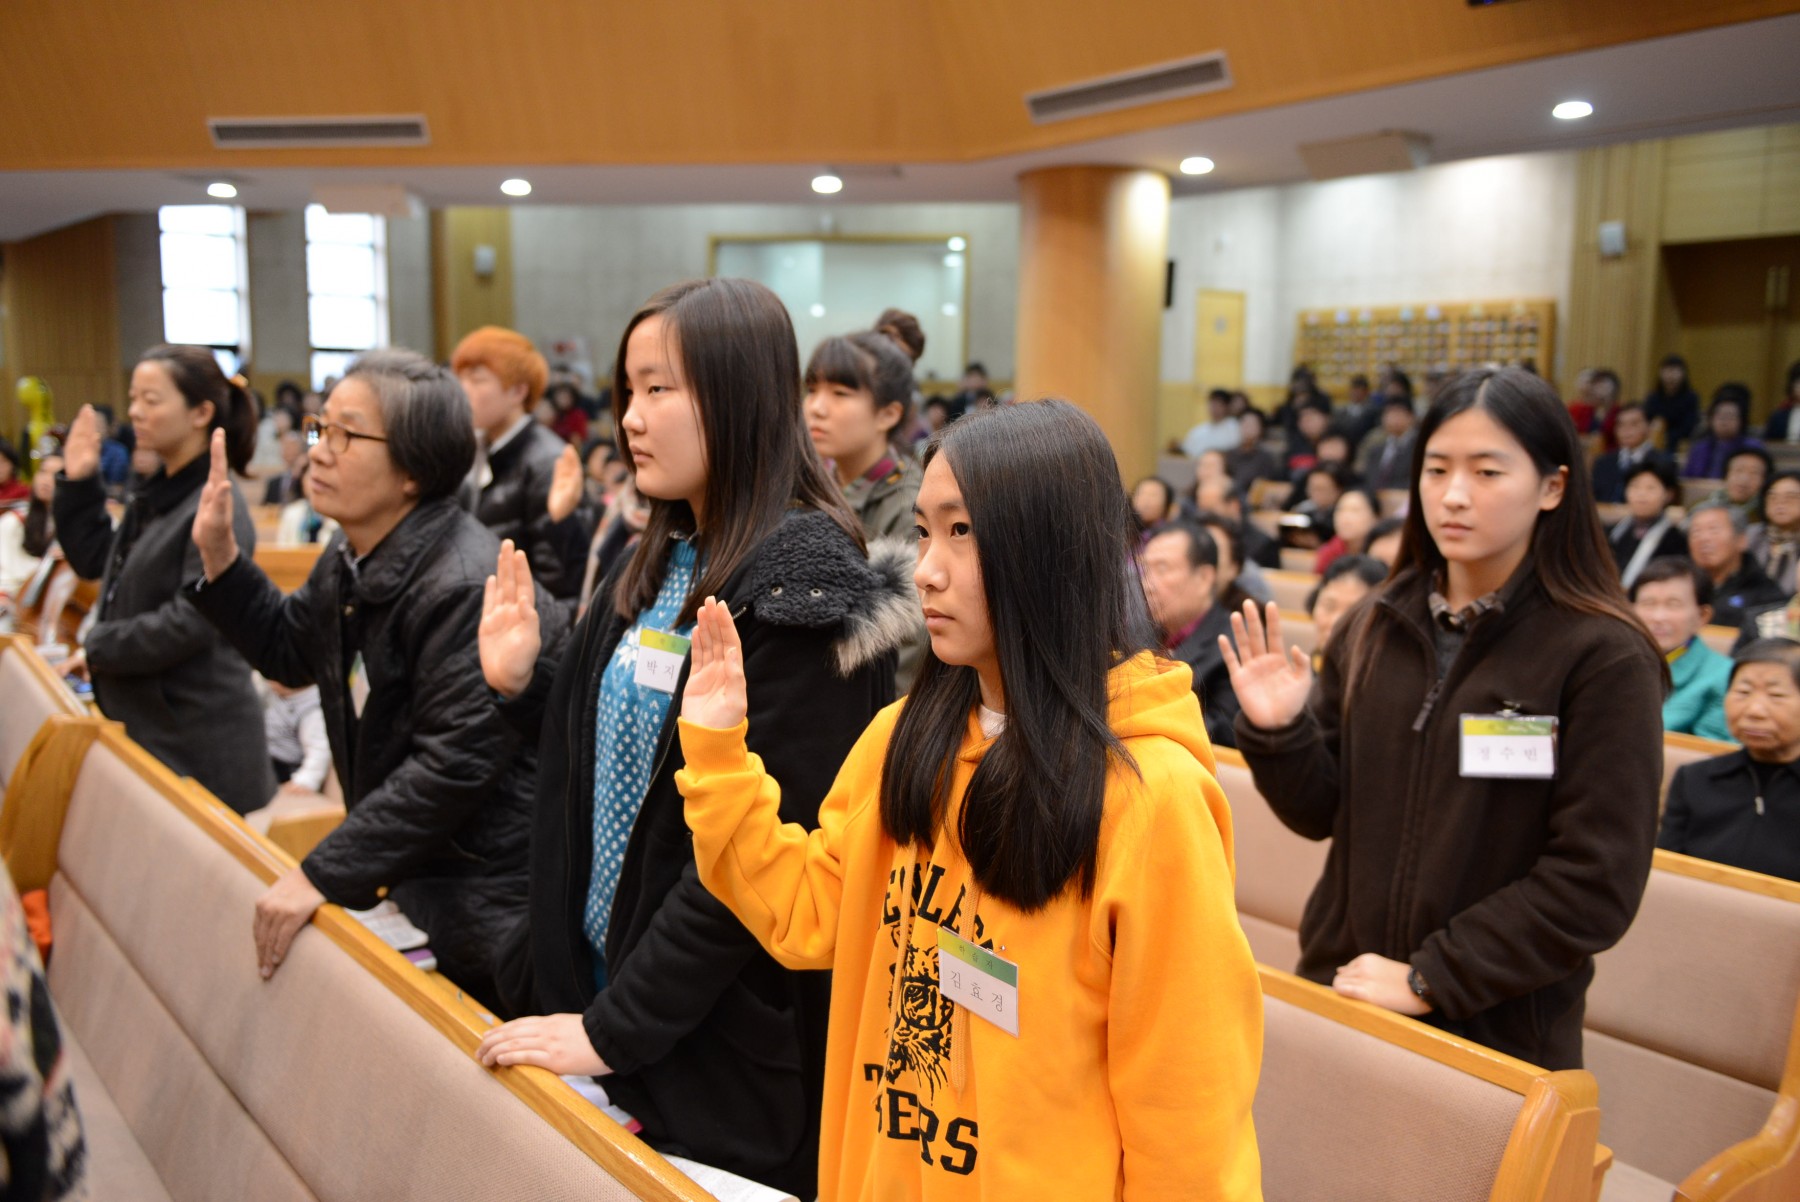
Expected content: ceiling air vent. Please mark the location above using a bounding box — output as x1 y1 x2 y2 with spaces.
207 115 430 149
1025 51 1231 124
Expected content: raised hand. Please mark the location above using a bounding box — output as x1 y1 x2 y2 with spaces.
480 540 541 699
1219 600 1314 731
547 443 584 523
62 405 103 480
681 597 747 730
192 429 240 581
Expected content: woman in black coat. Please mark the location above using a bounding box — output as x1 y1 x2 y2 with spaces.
1660 638 1800 883
474 280 914 1198
53 345 272 813
188 349 551 1009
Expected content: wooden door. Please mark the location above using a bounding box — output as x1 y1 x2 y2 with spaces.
1195 289 1246 391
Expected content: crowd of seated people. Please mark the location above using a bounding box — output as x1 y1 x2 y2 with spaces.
14 305 1800 1198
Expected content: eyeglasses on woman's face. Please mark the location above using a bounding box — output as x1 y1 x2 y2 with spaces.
302 414 389 456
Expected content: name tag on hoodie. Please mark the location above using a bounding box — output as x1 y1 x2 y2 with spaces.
1460 714 1557 779
937 926 1019 1036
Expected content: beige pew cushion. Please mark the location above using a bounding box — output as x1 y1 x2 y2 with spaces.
1598 1158 1676 1202
61 1025 177 1202
49 741 644 1202
1215 756 1330 937
1257 993 1521 1202
0 646 74 790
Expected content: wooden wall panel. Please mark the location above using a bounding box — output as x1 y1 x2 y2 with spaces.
1565 141 1667 396
1663 125 1800 244
430 208 514 359
0 217 125 441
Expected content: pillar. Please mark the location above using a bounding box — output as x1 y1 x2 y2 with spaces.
1014 166 1170 483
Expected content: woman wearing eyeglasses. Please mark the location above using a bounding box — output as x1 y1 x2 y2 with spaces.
184 349 556 1009
53 344 274 813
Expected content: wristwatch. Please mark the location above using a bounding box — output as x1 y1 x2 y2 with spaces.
1407 965 1436 1009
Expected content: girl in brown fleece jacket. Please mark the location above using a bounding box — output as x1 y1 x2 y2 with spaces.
1222 367 1666 1070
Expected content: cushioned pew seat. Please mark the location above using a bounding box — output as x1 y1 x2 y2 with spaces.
0 634 84 792
62 1029 175 1202
1214 748 1329 971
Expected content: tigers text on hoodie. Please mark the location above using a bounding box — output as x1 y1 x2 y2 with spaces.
675 653 1264 1201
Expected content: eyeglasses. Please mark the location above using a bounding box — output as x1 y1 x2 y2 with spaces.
302 414 388 455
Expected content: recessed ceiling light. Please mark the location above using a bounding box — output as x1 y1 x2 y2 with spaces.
947 236 967 252
1552 100 1593 121
206 181 238 199
500 178 532 197
1179 156 1216 176
811 174 843 195
943 253 964 269
808 303 826 318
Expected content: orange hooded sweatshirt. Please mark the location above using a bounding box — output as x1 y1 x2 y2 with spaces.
674 652 1263 1201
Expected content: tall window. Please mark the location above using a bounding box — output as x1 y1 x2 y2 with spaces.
158 205 249 375
305 205 388 389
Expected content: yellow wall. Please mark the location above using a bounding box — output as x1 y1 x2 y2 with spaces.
0 216 124 440
431 208 514 358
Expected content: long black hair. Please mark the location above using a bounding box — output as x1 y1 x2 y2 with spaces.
878 400 1157 912
137 344 259 473
612 278 860 623
1347 367 1662 692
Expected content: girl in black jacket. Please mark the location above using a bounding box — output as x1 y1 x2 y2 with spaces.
1224 368 1666 1071
476 279 913 1197
53 345 272 813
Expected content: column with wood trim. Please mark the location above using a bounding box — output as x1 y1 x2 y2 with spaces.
1014 167 1170 483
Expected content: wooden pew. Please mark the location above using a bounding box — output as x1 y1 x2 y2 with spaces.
1214 747 1328 972
1257 966 1604 1202
1280 547 1316 573
1584 853 1800 1202
253 543 324 593
0 633 86 792
1662 731 1737 800
1699 625 1739 657
1264 569 1317 615
0 711 728 1202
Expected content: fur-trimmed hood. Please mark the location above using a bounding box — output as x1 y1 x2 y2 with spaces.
745 509 917 677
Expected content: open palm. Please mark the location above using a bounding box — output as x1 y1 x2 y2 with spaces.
480 541 541 699
63 405 103 480
1219 600 1314 731
681 598 747 730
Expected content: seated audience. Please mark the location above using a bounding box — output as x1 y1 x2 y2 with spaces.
1683 385 1763 479
1313 487 1381 574
1273 365 1330 438
1306 553 1388 653
1181 387 1241 457
265 680 332 796
1193 478 1280 568
1196 511 1275 608
1749 470 1800 595
1687 500 1786 629
1566 367 1622 447
187 348 551 1007
1131 476 1179 535
1284 431 1352 499
1285 462 1349 548
1331 373 1381 448
453 327 593 601
1355 395 1418 492
54 346 274 814
1223 408 1285 495
1762 359 1800 443
581 436 627 507
1661 638 1800 883
1284 402 1332 473
261 428 307 507
1141 519 1241 748
547 381 589 444
1366 516 1404 567
1610 459 1688 588
0 437 27 503
1645 354 1702 450
1590 403 1670 504
1706 446 1773 525
1630 557 1733 742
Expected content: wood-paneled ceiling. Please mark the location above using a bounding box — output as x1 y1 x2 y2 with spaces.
2 0 1795 170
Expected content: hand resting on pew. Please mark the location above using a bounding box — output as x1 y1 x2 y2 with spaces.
253 866 326 980
1332 952 1431 1016
477 1012 609 1077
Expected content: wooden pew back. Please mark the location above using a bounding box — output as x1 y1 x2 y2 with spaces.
1583 853 1800 1195
1264 569 1316 615
1214 748 1330 972
1662 731 1737 800
1256 967 1601 1202
0 633 85 792
4 715 714 1202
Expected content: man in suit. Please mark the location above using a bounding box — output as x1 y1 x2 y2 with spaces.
1592 403 1671 504
1140 519 1240 748
1355 396 1418 493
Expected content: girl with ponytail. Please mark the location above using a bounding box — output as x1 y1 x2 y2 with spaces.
53 344 274 812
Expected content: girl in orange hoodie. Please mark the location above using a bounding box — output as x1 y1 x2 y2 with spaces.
675 399 1264 1201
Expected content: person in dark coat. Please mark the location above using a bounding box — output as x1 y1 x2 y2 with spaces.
1589 403 1671 505
1644 354 1702 451
53 345 273 813
1687 501 1786 630
1225 368 1664 1071
453 327 593 601
475 280 914 1198
1660 638 1800 883
1609 459 1689 589
1140 519 1240 748
187 349 551 1008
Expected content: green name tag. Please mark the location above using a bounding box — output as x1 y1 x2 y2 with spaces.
634 629 691 694
937 925 1019 1037
1460 713 1556 778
